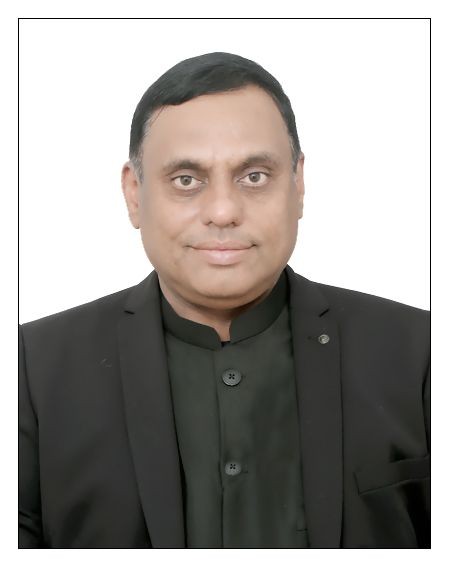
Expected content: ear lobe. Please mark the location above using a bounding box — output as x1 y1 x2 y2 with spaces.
295 153 305 219
121 161 141 230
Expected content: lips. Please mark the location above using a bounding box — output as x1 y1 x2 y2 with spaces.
192 245 254 266
193 241 252 251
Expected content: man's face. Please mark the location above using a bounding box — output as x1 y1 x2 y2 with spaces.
122 84 304 310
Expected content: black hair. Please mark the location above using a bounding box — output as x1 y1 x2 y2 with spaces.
129 52 301 180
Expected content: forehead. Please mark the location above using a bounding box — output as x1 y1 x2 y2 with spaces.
141 85 291 169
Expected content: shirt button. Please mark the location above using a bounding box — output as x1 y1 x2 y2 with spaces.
225 461 242 476
318 333 330 344
222 369 242 386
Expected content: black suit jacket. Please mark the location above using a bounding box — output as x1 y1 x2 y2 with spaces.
19 265 430 548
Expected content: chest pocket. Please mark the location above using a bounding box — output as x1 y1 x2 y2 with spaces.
354 455 430 494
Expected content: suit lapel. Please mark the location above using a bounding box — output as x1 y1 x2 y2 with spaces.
117 270 185 548
286 265 343 548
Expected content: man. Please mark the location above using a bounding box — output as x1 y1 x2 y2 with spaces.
19 52 430 549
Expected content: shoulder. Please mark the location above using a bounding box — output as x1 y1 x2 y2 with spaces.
311 278 430 347
20 281 138 341
315 279 429 319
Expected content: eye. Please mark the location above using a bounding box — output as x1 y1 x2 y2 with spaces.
172 175 202 190
242 171 270 185
171 171 270 190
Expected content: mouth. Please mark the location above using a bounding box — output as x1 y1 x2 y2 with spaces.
192 246 254 266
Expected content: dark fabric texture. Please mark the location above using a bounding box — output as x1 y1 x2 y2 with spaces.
161 270 308 547
18 264 430 548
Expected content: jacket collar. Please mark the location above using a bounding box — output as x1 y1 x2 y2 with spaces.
118 263 343 548
285 264 343 548
118 269 185 548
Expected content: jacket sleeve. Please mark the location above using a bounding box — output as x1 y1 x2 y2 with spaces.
19 324 45 548
423 360 430 454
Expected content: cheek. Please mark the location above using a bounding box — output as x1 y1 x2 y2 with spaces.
142 194 189 241
258 198 298 242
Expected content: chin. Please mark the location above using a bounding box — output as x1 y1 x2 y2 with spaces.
193 275 257 301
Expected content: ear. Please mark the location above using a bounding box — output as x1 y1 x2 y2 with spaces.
294 152 305 220
121 161 141 229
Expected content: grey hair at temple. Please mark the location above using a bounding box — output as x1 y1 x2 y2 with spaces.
128 52 302 182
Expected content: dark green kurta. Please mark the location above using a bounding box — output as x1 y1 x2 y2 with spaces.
159 269 308 548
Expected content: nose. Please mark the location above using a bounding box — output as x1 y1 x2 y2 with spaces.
199 177 244 228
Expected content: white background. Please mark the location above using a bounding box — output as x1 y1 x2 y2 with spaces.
18 18 430 323
5 3 447 565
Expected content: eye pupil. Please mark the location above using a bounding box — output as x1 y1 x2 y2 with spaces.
180 176 191 186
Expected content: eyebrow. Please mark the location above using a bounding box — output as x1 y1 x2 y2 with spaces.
161 152 282 175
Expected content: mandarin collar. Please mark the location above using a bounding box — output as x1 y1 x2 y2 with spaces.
159 269 288 351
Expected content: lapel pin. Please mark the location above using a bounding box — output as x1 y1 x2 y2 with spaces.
318 334 330 345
